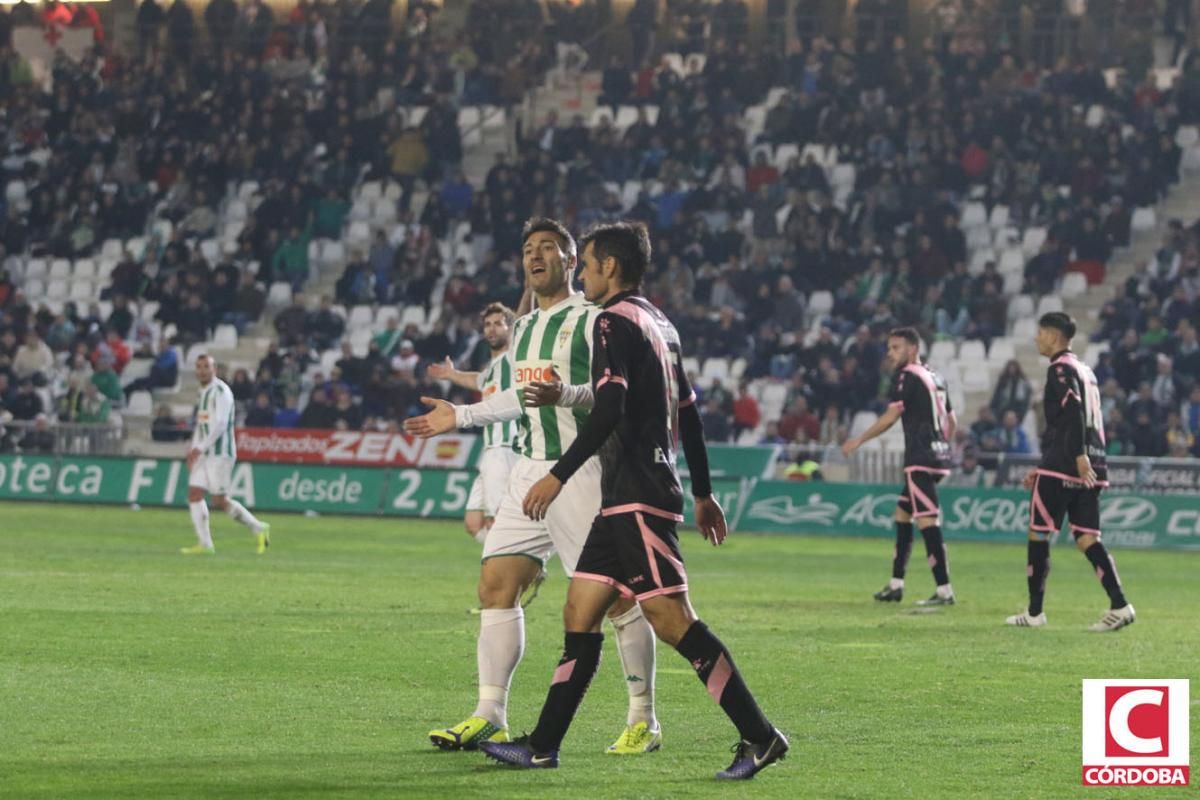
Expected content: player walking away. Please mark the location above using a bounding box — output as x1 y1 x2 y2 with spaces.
1006 313 1135 631
842 328 957 606
480 221 788 780
406 218 663 756
181 355 270 555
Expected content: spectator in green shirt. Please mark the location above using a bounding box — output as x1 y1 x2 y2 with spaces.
91 358 123 404
272 226 312 292
78 383 112 424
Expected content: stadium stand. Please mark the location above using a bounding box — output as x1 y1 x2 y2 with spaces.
1 0 1199 472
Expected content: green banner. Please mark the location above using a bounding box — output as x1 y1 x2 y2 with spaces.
680 444 779 479
5 455 1195 549
738 481 1200 550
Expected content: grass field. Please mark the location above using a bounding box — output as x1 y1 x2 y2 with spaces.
1 501 1197 799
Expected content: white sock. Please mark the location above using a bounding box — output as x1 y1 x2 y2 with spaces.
610 604 657 728
225 499 264 533
889 578 904 590
473 607 525 729
937 583 954 598
189 500 213 548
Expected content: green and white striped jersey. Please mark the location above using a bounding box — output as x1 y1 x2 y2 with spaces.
510 293 596 460
476 352 517 449
193 378 237 459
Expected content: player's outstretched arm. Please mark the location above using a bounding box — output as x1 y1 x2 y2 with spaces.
403 397 458 438
426 356 481 391
404 387 524 438
841 404 901 456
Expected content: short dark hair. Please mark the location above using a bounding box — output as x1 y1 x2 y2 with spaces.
480 302 515 327
579 221 652 287
521 217 576 260
1039 312 1076 340
887 327 920 347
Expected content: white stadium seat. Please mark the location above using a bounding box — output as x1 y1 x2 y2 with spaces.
213 325 238 349
49 259 72 280
1007 294 1035 322
929 340 957 365
1036 295 1064 316
73 259 96 280
1061 271 1088 299
1131 206 1156 232
348 305 374 331
987 338 1016 365
266 282 293 309
959 340 986 363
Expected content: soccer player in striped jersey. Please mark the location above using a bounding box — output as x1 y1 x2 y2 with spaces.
428 302 521 545
407 218 663 756
843 328 958 606
1006 312 1135 631
181 355 270 555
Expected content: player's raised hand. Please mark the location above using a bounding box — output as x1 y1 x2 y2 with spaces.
524 365 563 407
523 474 563 521
403 397 456 438
694 495 728 546
426 356 456 380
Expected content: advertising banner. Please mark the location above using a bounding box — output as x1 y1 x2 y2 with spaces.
738 480 1200 550
679 444 780 479
993 455 1200 494
3 455 1198 549
235 428 482 469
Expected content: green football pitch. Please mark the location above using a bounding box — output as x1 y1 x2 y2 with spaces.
1 501 1196 799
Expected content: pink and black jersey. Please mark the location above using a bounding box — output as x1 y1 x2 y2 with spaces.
1039 349 1107 484
588 291 696 516
888 361 954 470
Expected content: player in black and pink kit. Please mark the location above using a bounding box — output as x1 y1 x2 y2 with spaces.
479 221 788 781
843 327 958 606
1005 312 1135 631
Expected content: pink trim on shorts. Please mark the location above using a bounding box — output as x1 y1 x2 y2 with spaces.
634 584 689 602
1029 475 1058 533
573 571 635 598
680 391 697 408
906 472 941 518
1035 468 1110 487
636 511 688 593
602 503 684 522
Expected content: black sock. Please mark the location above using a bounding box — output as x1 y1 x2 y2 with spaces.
528 632 603 753
1083 542 1128 609
1027 539 1050 616
892 521 914 580
676 620 772 745
921 525 950 586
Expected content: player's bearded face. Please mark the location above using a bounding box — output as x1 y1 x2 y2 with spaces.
522 232 570 295
886 338 913 368
195 358 213 384
482 315 509 348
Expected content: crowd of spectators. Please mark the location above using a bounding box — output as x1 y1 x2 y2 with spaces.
2 0 1199 470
